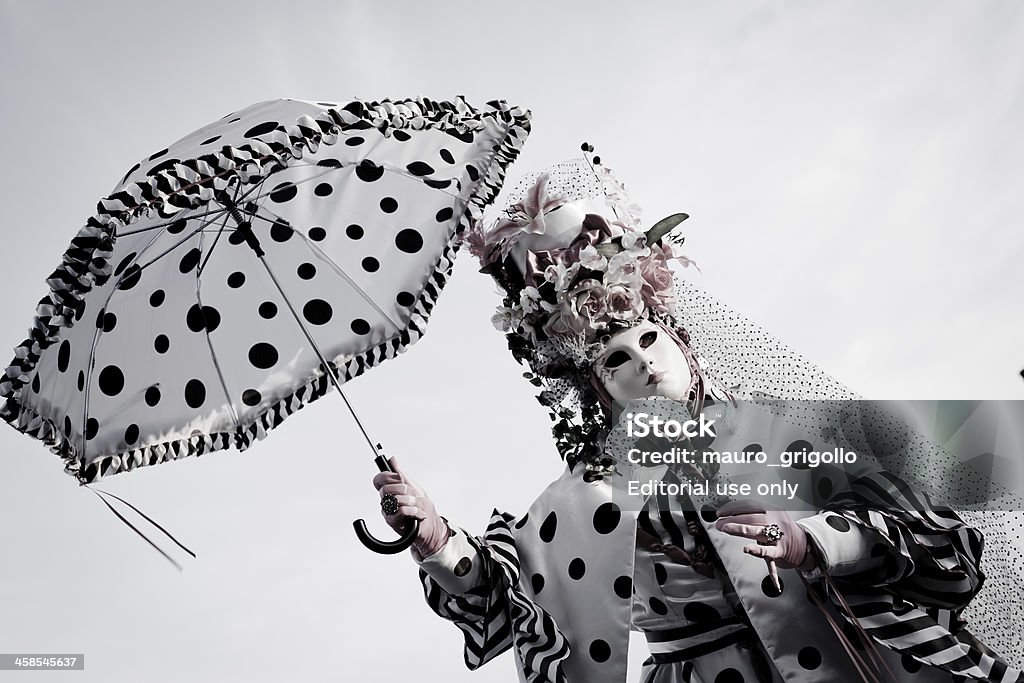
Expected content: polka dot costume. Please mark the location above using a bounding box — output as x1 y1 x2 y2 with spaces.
0 97 531 483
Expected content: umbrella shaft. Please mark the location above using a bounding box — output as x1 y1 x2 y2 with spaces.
218 193 380 460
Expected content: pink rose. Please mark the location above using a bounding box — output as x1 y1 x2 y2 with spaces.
545 279 608 337
604 273 646 322
638 243 676 311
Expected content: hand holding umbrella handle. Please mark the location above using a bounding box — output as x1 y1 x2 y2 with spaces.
354 454 421 554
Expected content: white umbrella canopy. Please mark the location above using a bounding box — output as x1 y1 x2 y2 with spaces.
1 97 530 487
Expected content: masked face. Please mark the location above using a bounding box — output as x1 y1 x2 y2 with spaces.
593 320 694 402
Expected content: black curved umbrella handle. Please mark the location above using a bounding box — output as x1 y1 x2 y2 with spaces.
354 454 420 554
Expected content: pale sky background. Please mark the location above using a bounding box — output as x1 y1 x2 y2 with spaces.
1 2 1022 682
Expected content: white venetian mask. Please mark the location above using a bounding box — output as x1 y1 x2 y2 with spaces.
594 320 694 402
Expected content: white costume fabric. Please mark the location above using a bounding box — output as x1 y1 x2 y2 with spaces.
416 453 1013 682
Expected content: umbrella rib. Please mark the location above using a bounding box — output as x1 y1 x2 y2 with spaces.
247 208 403 335
77 182 261 459
78 214 180 459
115 206 244 238
255 250 379 457
283 159 463 200
194 194 243 433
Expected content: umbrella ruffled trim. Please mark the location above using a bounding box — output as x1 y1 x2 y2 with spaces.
1 96 532 483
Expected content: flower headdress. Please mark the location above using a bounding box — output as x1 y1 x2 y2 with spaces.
466 147 698 469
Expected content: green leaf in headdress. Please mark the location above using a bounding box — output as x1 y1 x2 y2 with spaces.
645 213 689 245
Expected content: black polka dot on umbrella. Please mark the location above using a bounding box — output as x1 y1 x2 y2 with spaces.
119 264 144 291
77 371 85 391
269 182 297 203
466 164 480 182
362 257 379 273
242 389 262 407
102 312 117 333
187 304 221 333
145 385 161 406
259 302 278 319
150 289 166 307
167 219 187 235
761 575 785 598
406 161 435 176
31 374 40 393
303 299 333 326
654 562 667 585
379 197 398 213
184 379 206 408
346 224 364 240
613 575 632 599
179 248 202 274
114 252 137 277
249 343 278 369
356 159 384 182
73 301 86 322
826 515 851 532
86 417 99 440
308 226 326 241
297 263 316 280
350 318 371 335
589 640 611 663
531 573 545 594
154 335 169 354
124 423 140 445
396 291 415 307
568 558 586 580
244 121 279 138
57 340 71 372
149 148 169 161
227 271 245 288
439 148 455 164
228 230 245 246
314 183 333 197
395 228 423 254
270 220 293 242
63 415 72 435
98 365 125 396
714 668 744 683
200 135 220 145
435 207 454 222
539 511 557 542
593 502 621 534
345 136 365 147
120 163 141 183
96 309 107 329
513 513 529 529
392 130 411 142
684 601 720 622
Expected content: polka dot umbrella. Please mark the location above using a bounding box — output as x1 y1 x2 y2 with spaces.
1 97 531 554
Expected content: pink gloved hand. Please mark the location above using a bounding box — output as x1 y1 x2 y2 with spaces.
372 456 450 559
714 499 814 589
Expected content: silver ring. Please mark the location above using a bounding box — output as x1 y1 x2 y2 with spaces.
760 523 784 544
380 493 399 516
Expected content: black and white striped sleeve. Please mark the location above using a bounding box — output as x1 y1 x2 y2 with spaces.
806 471 1024 681
416 509 571 683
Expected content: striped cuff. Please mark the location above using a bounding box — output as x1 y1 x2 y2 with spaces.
796 513 886 578
414 528 484 596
